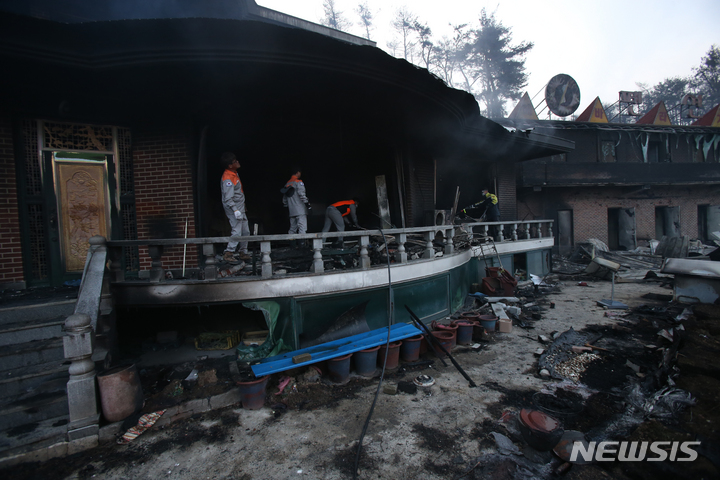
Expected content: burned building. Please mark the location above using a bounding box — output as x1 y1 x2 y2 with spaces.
0 0 573 460
0 0 571 290
500 98 720 255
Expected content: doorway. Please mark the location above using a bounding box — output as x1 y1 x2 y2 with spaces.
608 208 636 250
698 205 720 243
42 151 117 285
556 210 574 256
655 206 680 239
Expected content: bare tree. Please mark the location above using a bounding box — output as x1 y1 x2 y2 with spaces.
385 39 399 57
391 7 417 62
432 25 470 88
321 0 350 31
355 2 374 40
413 21 433 70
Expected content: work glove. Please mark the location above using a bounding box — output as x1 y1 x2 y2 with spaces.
233 210 244 220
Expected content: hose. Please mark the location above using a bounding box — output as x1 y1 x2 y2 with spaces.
353 227 393 479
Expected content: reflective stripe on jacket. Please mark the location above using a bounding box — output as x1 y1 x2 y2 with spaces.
221 169 245 213
282 175 308 217
331 200 355 217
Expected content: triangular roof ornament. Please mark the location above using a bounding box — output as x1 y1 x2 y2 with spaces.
575 97 608 123
636 101 672 125
692 104 720 126
508 92 538 120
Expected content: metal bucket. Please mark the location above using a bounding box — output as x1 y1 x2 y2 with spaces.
97 364 144 423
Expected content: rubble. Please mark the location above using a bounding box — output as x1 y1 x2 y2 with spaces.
9 267 720 479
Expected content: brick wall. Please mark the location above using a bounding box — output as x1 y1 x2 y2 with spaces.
0 113 25 287
133 130 198 271
525 186 720 247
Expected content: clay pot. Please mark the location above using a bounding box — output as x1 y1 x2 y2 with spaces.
452 320 475 345
327 353 352 383
354 345 380 376
97 364 144 423
378 341 402 370
478 314 498 331
433 323 458 349
238 375 269 410
429 331 454 358
400 335 423 362
518 409 564 451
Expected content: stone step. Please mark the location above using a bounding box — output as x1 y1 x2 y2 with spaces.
0 338 65 373
0 317 66 347
0 361 69 401
0 300 75 326
0 389 68 431
0 414 68 465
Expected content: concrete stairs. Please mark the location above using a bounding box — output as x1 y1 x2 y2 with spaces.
0 298 75 461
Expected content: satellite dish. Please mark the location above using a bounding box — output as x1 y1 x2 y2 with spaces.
545 74 581 117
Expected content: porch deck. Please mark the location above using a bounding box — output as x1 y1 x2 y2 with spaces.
107 219 554 307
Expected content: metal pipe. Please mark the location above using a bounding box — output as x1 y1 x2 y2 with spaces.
405 305 476 387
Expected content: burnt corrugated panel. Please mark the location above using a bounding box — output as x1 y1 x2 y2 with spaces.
497 162 517 220
404 155 435 227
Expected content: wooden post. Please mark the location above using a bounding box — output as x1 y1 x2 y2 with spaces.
497 223 505 242
512 223 518 241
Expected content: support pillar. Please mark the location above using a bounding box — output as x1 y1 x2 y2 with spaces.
396 233 408 263
260 241 273 278
203 244 217 280
64 313 99 450
310 239 324 273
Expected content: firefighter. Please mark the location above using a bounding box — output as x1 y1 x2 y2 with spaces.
220 152 251 264
462 188 500 238
478 188 500 222
322 199 360 248
282 167 311 246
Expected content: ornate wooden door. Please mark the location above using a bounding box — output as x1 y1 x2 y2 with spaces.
52 154 110 272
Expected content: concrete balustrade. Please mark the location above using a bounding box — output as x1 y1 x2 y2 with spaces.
106 220 554 283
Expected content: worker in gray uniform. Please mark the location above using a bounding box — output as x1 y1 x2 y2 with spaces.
322 199 360 248
220 152 251 264
282 167 311 247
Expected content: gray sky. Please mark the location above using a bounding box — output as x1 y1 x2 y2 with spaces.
258 0 720 116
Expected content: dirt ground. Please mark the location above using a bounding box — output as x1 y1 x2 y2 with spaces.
6 275 720 480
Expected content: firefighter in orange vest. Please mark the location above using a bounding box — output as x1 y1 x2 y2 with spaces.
282 167 312 248
322 199 360 247
220 152 251 264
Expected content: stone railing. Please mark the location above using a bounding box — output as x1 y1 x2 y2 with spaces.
64 236 106 452
106 219 553 282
